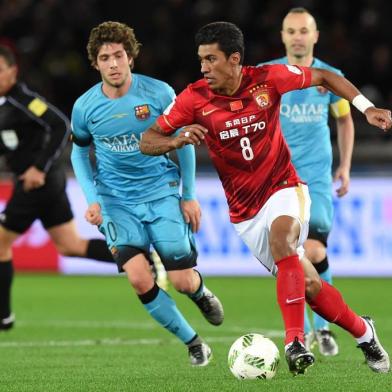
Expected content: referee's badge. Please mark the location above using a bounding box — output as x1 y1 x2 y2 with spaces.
1 130 19 150
134 104 150 120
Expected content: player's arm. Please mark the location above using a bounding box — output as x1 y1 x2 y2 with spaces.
70 105 102 226
140 123 207 155
173 130 201 232
310 68 392 131
331 101 354 197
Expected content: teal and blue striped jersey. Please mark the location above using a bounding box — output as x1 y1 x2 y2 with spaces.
259 57 346 188
71 73 183 203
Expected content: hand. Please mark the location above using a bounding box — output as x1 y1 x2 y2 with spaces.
171 124 208 149
364 107 392 131
85 202 103 226
334 165 350 197
18 166 46 191
181 199 201 233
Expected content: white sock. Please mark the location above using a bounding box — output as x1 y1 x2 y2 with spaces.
356 318 373 344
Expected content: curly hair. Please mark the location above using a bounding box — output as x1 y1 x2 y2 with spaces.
87 21 141 68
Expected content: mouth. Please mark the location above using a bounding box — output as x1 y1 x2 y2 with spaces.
204 76 215 85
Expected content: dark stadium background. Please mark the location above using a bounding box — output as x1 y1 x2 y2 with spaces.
0 0 391 170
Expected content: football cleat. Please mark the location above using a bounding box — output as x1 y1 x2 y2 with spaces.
315 329 339 356
285 337 315 376
357 316 390 373
0 313 15 331
188 342 212 366
149 250 169 291
193 287 224 326
304 331 315 352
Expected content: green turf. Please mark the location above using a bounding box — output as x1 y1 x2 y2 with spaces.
0 275 391 391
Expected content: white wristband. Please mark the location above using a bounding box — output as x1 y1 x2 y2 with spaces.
352 94 374 113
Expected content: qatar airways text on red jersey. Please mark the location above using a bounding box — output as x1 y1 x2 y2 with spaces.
157 64 312 223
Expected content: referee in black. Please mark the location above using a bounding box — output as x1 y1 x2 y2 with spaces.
0 45 115 331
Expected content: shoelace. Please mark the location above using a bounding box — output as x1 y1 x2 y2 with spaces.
196 294 213 313
189 345 203 359
358 339 383 360
287 337 306 355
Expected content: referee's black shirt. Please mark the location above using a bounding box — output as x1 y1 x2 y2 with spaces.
0 82 70 175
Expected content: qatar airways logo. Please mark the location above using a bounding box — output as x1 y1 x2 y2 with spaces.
280 103 326 123
100 134 141 152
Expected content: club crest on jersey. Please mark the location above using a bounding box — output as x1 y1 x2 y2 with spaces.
253 90 270 109
134 104 150 120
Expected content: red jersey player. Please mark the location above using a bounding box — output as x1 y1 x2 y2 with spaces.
140 21 391 375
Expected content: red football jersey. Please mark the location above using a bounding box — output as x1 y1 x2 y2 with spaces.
157 64 312 223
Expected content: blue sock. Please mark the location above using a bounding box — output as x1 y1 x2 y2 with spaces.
304 306 312 334
313 266 332 331
188 270 204 301
140 284 196 343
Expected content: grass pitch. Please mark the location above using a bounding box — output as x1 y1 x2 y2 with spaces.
0 275 391 391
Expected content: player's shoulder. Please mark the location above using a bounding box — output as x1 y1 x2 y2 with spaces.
73 83 102 112
257 56 287 66
313 58 343 75
134 73 174 96
8 82 47 106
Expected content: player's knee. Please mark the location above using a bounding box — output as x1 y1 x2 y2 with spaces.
269 234 297 260
129 275 153 293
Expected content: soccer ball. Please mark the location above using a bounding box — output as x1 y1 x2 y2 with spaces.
228 333 280 380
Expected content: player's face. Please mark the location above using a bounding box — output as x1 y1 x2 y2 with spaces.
0 56 17 96
281 13 319 60
198 43 240 92
95 43 132 88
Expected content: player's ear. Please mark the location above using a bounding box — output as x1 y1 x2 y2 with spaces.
314 30 320 44
230 52 241 65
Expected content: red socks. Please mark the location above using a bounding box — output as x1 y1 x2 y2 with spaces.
276 254 305 345
308 280 366 338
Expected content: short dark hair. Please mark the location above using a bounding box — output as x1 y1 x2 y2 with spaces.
0 45 17 66
195 21 244 64
87 21 141 68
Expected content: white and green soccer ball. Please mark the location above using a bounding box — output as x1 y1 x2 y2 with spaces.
228 333 280 380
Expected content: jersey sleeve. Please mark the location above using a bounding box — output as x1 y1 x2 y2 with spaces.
70 101 98 205
71 101 92 146
156 83 197 200
156 86 195 135
266 64 312 95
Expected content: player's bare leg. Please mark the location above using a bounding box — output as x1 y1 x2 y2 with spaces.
168 269 224 326
123 254 212 366
48 220 113 262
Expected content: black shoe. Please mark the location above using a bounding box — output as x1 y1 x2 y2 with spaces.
357 316 390 373
285 337 315 375
188 342 212 366
193 287 224 326
0 314 15 331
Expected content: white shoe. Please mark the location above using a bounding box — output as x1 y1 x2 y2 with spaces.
188 342 212 366
357 316 390 373
315 329 339 356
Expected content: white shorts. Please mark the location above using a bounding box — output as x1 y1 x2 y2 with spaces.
233 184 310 276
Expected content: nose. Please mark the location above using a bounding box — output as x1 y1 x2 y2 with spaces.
201 61 210 75
110 58 118 68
